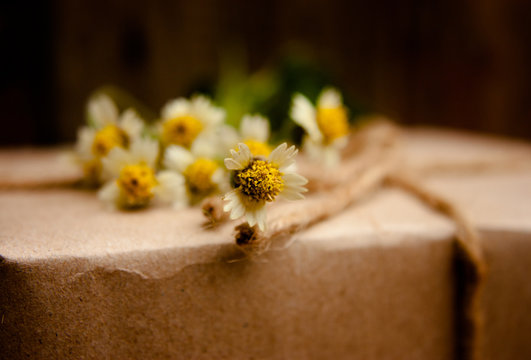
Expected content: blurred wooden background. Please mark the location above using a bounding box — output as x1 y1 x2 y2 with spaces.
1 0 530 145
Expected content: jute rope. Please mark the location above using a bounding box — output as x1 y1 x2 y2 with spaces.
228 121 522 360
387 173 486 360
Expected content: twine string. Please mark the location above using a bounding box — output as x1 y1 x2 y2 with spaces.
233 121 504 360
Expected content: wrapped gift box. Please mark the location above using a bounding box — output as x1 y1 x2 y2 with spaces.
1 128 530 359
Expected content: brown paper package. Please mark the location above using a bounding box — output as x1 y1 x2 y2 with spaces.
1 128 530 359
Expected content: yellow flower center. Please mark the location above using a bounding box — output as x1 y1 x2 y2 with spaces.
235 160 284 202
162 115 203 148
92 124 129 157
243 139 272 157
116 163 158 207
316 107 349 144
183 158 219 195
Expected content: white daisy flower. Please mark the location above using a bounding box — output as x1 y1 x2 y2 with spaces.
163 145 228 206
74 94 144 184
98 138 185 209
158 95 225 149
223 143 308 231
290 87 350 166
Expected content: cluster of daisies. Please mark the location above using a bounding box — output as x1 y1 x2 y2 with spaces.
73 87 350 230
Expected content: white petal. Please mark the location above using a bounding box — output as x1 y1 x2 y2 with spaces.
76 127 95 159
88 94 118 127
292 184 309 193
302 136 321 158
230 202 245 219
317 87 342 109
190 95 225 127
280 172 308 201
212 168 230 192
269 143 298 170
223 190 245 219
268 142 287 163
164 145 194 173
290 94 322 143
240 114 269 143
119 109 144 138
101 147 131 180
282 172 308 186
279 189 305 200
130 138 159 167
243 199 266 228
229 143 252 168
154 170 187 207
302 136 340 167
224 158 243 171
98 181 120 208
190 130 219 158
223 202 232 212
215 125 240 156
190 125 238 159
322 146 341 167
223 190 239 206
223 190 236 207
281 163 297 173
251 207 267 231
211 168 224 184
246 211 257 227
161 98 190 120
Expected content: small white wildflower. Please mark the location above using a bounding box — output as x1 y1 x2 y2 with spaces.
74 94 144 184
163 145 227 206
290 87 349 166
158 95 225 149
98 138 184 209
223 143 308 231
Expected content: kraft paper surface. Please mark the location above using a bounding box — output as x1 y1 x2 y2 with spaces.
1 128 530 359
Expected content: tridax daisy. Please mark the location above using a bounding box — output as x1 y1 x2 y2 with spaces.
74 94 144 184
223 143 308 231
99 138 185 209
290 87 350 166
163 145 227 207
158 95 225 149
